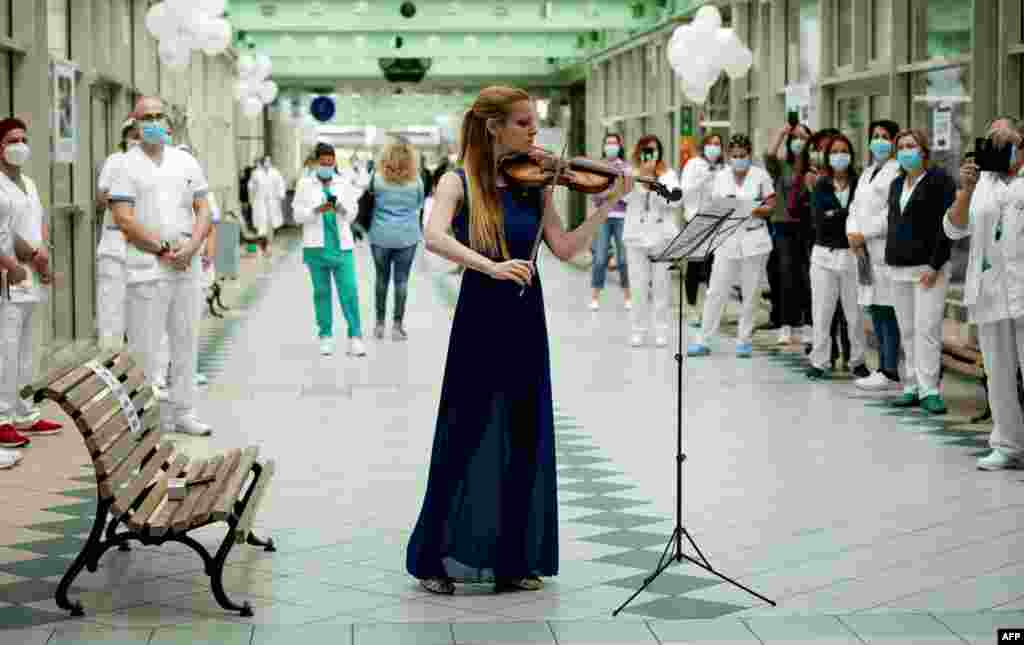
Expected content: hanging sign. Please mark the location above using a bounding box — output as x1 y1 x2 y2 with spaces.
84 360 142 435
52 60 79 164
933 101 953 152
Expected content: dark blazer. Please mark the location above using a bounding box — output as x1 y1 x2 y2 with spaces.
811 172 860 250
885 167 956 271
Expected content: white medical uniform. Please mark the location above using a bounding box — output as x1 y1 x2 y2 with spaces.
945 172 1024 457
96 151 131 350
111 145 206 427
622 169 682 340
847 158 901 306
248 165 283 237
696 165 775 347
0 173 46 427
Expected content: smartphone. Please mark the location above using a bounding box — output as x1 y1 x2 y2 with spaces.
975 137 1011 174
787 111 799 127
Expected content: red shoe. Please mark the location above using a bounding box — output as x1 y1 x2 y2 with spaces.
20 419 62 436
0 424 29 448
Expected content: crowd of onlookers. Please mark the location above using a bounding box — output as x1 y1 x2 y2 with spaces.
584 116 1024 472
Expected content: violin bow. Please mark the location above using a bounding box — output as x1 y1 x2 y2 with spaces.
520 140 569 297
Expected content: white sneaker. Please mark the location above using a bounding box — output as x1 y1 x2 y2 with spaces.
589 299 599 311
655 336 668 347
0 448 22 469
171 415 212 437
630 334 644 347
977 449 1024 471
348 337 367 356
319 338 335 356
194 373 208 386
854 371 896 391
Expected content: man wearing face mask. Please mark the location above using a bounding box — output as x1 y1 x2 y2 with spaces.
110 96 213 437
95 117 141 351
0 117 62 466
946 117 1024 470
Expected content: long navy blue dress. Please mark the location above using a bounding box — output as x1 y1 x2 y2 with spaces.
406 170 558 583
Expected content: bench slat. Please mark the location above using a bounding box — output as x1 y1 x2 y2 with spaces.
85 389 157 454
37 348 117 401
184 449 241 530
79 368 148 433
124 453 190 532
98 429 162 499
65 354 136 411
234 459 275 543
210 446 259 523
92 404 160 476
148 457 218 537
111 442 176 517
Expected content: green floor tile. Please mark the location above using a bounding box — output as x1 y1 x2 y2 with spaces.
41 502 96 517
572 511 665 530
556 444 601 455
565 495 651 512
452 621 555 643
619 594 748 620
593 548 678 570
56 488 98 500
0 605 68 629
581 530 671 550
549 620 660 643
648 617 760 642
557 467 621 481
350 621 451 645
10 536 86 557
25 517 98 535
0 556 74 579
744 615 860 641
604 571 721 596
49 625 154 645
934 610 1024 638
151 622 253 644
839 612 962 640
560 480 634 495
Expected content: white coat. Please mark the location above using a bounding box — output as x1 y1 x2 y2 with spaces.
622 169 682 249
247 167 283 236
679 157 723 222
0 173 46 304
846 158 901 306
292 173 360 251
944 171 1024 325
710 165 775 259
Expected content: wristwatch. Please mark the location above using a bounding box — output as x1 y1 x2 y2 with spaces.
156 241 172 257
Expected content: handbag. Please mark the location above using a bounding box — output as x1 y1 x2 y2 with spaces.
355 172 375 233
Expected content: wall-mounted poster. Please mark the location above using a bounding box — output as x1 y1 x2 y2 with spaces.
52 60 78 164
785 83 815 129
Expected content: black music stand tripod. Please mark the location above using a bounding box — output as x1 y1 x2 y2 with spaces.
612 205 776 616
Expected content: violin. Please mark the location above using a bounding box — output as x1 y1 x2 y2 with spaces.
499 148 683 202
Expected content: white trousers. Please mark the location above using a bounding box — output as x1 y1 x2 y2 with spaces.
809 261 867 369
0 303 40 427
891 273 949 396
126 277 199 423
699 252 769 346
977 317 1024 457
96 256 128 350
625 244 670 338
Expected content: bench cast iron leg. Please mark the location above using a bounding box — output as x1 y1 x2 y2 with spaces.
105 515 131 552
246 532 276 552
209 530 253 617
57 498 112 617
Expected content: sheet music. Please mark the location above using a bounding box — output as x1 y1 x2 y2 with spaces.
653 197 751 262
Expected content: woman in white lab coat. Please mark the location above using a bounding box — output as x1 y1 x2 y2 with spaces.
621 135 683 347
688 133 777 358
679 134 724 324
846 119 903 390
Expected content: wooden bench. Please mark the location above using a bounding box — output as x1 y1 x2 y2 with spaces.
21 349 276 618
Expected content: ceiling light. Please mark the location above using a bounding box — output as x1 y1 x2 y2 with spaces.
498 33 512 46
427 35 441 47
446 1 461 15
354 35 368 48
308 2 326 17
464 35 479 47
258 3 276 18
494 3 509 18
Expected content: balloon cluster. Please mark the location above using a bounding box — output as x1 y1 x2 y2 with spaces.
145 0 232 70
667 5 754 104
235 54 278 119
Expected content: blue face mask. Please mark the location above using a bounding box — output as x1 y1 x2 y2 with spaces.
704 145 721 162
869 139 893 160
829 153 851 171
897 148 923 171
141 122 167 145
731 157 751 172
317 166 335 180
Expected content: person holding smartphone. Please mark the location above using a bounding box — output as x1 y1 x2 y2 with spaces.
292 142 367 357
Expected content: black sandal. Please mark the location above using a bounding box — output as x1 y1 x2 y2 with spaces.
419 578 455 595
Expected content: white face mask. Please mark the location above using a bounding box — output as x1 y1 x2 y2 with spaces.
3 142 30 166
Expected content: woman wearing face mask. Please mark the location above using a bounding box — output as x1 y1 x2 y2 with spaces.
806 134 870 379
689 134 777 358
765 122 815 346
589 133 632 311
885 129 957 413
679 134 725 323
846 120 904 390
622 135 682 347
291 142 367 358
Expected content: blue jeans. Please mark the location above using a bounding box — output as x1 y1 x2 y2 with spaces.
371 243 418 323
869 305 901 374
591 217 629 289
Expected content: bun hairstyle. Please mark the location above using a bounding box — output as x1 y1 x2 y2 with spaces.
459 85 531 259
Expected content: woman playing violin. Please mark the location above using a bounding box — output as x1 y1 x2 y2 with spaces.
405 86 628 596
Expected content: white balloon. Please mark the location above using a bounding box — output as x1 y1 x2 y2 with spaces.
237 54 256 78
201 17 232 55
234 79 256 101
145 3 173 40
254 54 272 80
159 38 190 70
693 4 722 35
723 46 754 78
682 80 709 105
258 80 279 104
242 97 263 117
196 0 227 16
164 0 197 25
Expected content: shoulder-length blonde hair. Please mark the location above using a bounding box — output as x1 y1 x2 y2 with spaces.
378 141 418 184
894 128 931 174
460 85 531 260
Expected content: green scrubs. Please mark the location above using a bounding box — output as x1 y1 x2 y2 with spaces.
303 183 362 339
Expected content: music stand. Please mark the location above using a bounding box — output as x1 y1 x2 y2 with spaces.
612 201 776 616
